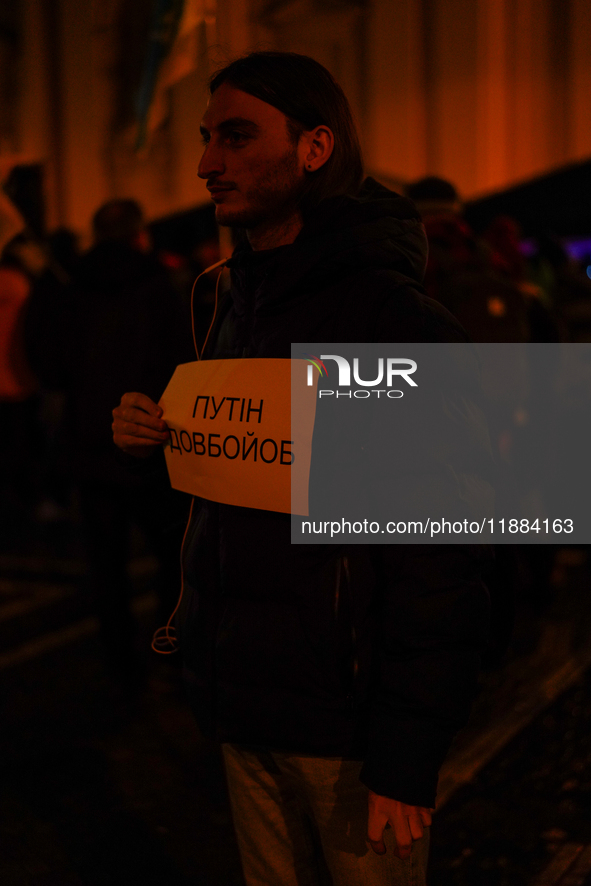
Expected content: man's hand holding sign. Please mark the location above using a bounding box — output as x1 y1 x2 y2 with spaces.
112 391 170 457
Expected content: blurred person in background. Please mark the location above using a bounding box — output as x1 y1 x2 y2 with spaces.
404 177 560 457
0 233 44 545
405 176 533 490
405 177 534 344
46 226 81 281
26 198 193 679
481 215 560 342
22 226 82 529
481 218 561 604
406 177 559 607
529 234 591 342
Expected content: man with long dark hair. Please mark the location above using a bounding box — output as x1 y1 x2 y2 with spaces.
113 52 489 885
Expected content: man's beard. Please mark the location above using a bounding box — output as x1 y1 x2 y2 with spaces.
214 146 304 230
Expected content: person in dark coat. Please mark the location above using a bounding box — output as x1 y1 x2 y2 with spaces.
113 53 491 885
27 199 193 674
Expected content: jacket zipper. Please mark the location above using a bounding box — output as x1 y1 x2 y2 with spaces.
334 556 342 618
241 264 256 356
339 554 358 713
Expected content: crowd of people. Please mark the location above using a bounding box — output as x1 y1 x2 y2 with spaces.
0 200 199 676
2 174 588 588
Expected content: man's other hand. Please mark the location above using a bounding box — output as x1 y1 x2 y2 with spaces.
367 790 433 859
112 392 170 458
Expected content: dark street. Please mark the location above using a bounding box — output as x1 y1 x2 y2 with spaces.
2 524 591 885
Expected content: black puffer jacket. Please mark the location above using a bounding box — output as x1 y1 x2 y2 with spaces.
179 179 491 808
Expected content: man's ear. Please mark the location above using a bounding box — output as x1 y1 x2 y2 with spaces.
301 126 334 172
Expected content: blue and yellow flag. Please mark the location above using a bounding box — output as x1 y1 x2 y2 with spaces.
135 0 213 150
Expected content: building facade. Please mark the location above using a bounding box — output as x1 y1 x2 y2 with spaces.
3 0 591 238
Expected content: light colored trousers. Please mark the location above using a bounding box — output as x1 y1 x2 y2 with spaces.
222 744 429 886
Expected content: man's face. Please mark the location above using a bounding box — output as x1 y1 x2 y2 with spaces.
198 84 306 232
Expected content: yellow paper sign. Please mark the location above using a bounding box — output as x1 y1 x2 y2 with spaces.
159 359 318 515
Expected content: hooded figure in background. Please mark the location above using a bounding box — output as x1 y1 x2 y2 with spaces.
113 53 492 886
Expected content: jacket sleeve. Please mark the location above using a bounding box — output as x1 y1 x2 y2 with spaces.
359 543 491 808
